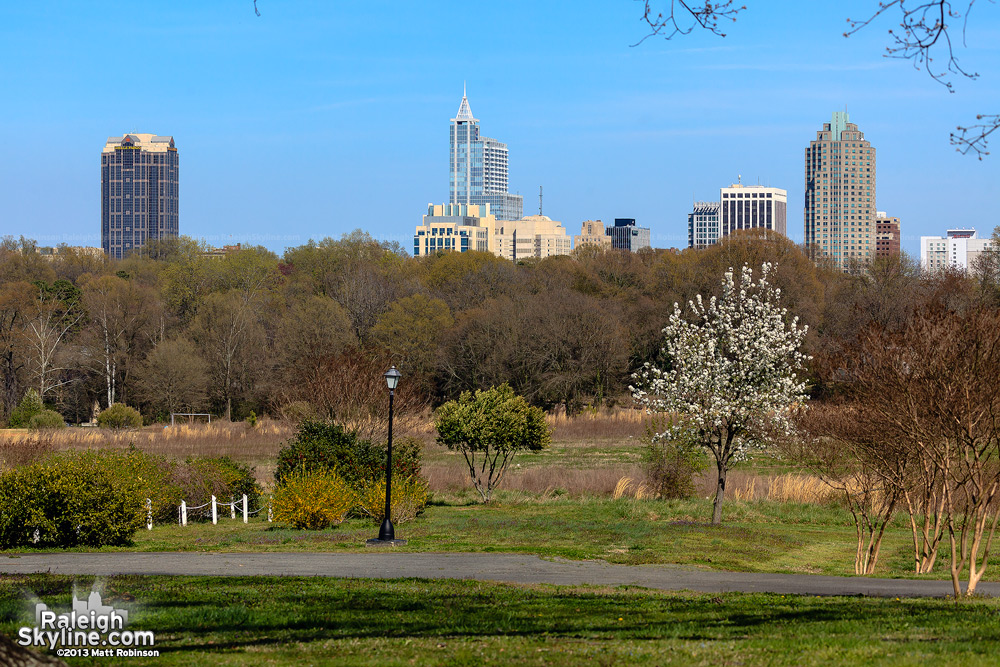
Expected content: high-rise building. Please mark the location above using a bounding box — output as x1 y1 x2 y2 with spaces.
875 212 901 257
449 89 523 222
688 202 721 249
574 220 612 250
804 112 877 269
606 218 651 252
101 134 178 259
920 229 994 273
720 184 787 237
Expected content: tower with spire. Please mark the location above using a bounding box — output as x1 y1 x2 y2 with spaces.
449 87 523 221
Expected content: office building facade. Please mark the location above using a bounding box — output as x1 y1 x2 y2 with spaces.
804 112 877 268
688 202 721 249
920 229 994 273
101 133 178 259
875 212 901 257
496 215 572 261
449 90 523 221
606 218 651 252
413 203 497 257
720 184 787 237
574 220 612 250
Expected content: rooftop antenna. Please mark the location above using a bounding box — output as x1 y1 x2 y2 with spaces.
738 174 742 185
539 186 543 216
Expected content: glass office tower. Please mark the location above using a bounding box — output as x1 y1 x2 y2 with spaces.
449 90 522 221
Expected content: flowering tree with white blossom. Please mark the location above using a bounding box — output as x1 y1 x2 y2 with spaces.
632 263 809 525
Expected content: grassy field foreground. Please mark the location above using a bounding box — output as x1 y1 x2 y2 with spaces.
2 575 999 666
1 494 937 580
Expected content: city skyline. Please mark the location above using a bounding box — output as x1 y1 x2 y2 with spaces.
1 2 998 257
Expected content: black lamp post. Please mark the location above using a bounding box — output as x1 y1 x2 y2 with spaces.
367 366 406 546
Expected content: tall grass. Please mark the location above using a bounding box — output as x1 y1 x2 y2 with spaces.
0 419 293 464
546 407 647 441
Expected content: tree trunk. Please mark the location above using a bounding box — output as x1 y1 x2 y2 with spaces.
712 459 727 526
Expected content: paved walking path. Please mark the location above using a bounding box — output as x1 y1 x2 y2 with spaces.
3 552 995 598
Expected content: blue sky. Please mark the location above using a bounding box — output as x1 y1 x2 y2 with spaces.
1 1 998 257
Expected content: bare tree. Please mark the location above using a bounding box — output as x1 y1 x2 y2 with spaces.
191 290 265 420
0 281 33 422
846 306 1000 595
82 275 161 408
23 281 84 399
134 338 209 416
794 403 903 575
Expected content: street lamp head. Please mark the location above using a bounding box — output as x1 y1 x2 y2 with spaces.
384 366 402 391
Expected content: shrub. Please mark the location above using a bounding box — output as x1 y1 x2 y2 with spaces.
27 410 66 430
435 384 550 502
275 421 421 490
7 389 43 428
178 456 262 514
0 451 145 548
272 469 355 530
643 431 708 500
97 404 143 429
355 476 428 525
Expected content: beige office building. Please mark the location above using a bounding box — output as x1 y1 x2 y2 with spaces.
413 203 498 256
574 220 612 249
413 205 571 261
496 215 572 261
804 112 877 269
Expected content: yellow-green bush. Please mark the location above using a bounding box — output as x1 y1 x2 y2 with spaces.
97 403 143 429
355 476 428 524
27 410 66 430
272 469 355 530
0 451 145 548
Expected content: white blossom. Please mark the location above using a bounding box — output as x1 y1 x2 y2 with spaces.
632 263 810 521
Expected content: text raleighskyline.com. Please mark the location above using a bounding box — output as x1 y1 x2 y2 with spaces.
16 590 158 658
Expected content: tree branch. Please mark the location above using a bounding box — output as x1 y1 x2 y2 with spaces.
633 0 746 46
951 114 1000 158
845 1 981 90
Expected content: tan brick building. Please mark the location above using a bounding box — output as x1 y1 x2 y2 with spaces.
804 112 876 269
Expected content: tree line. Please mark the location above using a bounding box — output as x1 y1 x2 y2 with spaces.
1 227 999 426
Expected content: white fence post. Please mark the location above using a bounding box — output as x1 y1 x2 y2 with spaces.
231 496 236 520
211 495 217 525
242 494 248 524
146 498 152 530
181 501 187 526
267 498 273 523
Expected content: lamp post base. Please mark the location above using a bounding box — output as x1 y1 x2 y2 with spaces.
365 538 408 547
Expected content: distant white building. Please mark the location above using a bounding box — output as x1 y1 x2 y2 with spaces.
720 183 787 238
920 229 995 273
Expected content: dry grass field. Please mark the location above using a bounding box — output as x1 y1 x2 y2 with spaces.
0 408 832 505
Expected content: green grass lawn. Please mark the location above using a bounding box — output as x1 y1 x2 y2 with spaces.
2 575 998 666
2 495 943 580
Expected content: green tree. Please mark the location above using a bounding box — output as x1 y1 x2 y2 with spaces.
7 388 43 428
434 384 550 503
370 294 453 388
